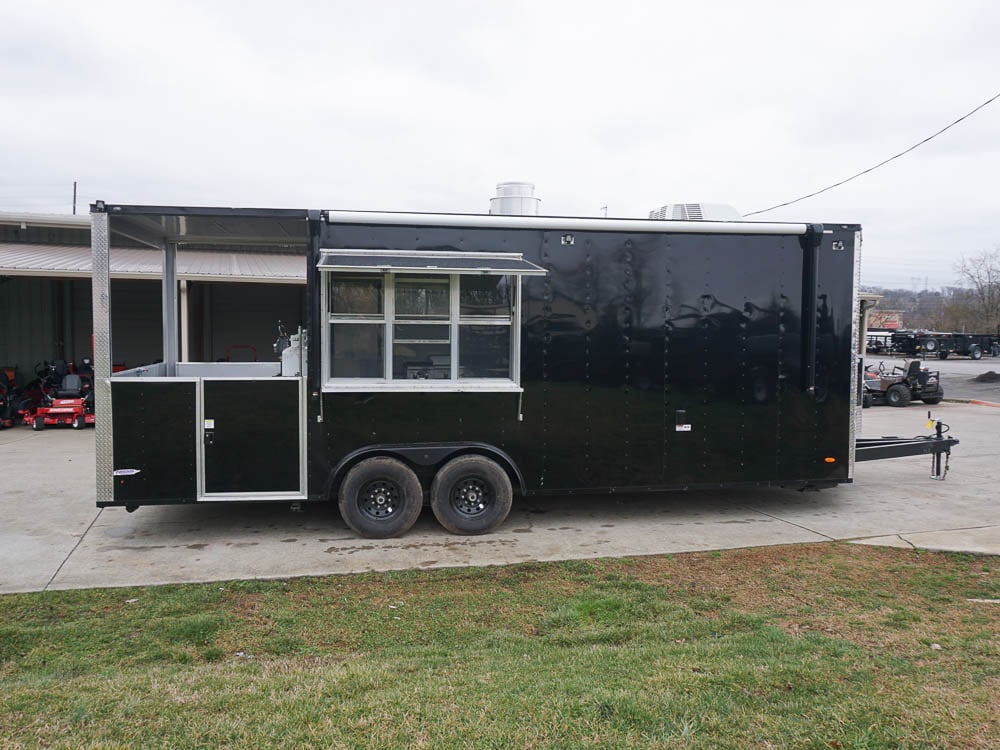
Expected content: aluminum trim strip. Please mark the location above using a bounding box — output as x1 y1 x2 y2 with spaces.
324 210 808 235
320 249 528 259
91 211 114 505
199 492 310 501
849 230 862 479
321 381 523 393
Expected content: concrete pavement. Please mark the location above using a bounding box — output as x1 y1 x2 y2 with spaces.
866 353 1000 402
0 400 997 593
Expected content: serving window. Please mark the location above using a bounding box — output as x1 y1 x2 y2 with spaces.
322 271 529 391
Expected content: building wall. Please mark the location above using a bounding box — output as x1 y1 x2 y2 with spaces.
0 276 58 385
196 282 304 362
0 277 164 383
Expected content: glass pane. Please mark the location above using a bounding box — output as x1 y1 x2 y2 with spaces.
394 324 450 343
395 277 449 319
459 325 511 379
331 323 384 378
392 342 451 380
330 275 383 317
460 275 511 317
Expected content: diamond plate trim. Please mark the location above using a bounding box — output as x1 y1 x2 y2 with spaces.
91 210 114 503
848 230 862 480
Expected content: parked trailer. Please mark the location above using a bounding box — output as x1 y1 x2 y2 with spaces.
90 204 958 538
891 329 999 360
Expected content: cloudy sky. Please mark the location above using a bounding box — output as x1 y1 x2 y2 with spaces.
2 0 998 288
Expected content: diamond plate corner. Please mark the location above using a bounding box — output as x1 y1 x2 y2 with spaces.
91 210 114 504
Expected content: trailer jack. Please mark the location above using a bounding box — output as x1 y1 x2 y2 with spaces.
929 418 951 481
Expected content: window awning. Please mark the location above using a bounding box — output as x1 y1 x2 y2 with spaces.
317 249 547 275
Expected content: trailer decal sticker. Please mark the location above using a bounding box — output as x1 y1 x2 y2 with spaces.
113 469 141 476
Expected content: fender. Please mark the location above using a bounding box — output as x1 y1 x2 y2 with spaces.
324 442 527 500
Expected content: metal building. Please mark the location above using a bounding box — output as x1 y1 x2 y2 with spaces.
0 211 305 386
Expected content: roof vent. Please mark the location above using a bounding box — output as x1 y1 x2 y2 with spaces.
648 203 741 221
489 182 540 216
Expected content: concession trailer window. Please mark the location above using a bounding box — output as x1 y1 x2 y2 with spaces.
318 250 546 392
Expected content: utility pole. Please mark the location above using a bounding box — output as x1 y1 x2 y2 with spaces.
72 181 77 215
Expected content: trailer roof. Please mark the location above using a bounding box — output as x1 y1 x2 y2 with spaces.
92 203 859 246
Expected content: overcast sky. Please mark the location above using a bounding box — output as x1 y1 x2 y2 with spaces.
2 0 998 288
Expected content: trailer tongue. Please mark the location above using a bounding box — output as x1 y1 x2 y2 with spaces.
90 204 959 538
855 417 958 480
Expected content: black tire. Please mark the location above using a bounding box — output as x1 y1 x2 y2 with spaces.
862 391 872 409
430 455 513 535
886 384 912 407
969 346 982 360
338 457 423 539
921 396 942 405
72 415 85 430
923 338 938 353
32 415 45 431
938 352 949 360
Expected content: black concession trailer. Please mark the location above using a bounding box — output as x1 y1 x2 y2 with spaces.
91 204 958 538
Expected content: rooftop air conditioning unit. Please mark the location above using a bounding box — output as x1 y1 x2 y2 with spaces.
648 203 742 221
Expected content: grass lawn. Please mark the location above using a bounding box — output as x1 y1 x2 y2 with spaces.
1 543 998 748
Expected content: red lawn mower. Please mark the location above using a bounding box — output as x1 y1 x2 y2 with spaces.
21 360 95 430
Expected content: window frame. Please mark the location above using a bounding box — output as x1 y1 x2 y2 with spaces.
321 271 524 392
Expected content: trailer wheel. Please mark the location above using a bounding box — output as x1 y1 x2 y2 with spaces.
921 396 942 405
886 384 911 407
923 338 938 352
338 457 423 539
32 416 45 431
938 352 949 360
430 455 513 535
969 346 982 360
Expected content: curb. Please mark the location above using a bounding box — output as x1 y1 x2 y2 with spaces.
943 398 1000 407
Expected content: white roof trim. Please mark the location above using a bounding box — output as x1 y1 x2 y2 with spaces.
324 210 808 235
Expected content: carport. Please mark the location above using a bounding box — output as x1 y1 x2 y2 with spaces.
0 211 307 385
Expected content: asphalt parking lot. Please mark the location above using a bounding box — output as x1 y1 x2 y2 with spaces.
1 399 997 594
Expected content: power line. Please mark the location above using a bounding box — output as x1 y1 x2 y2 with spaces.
744 89 1000 217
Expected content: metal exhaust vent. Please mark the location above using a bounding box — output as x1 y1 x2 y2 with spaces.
648 203 741 221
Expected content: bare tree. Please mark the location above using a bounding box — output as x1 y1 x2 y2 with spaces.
955 249 1000 332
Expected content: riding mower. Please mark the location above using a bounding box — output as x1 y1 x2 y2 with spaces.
863 360 944 407
20 360 95 430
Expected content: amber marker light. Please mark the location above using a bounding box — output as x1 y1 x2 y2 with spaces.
824 457 836 463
